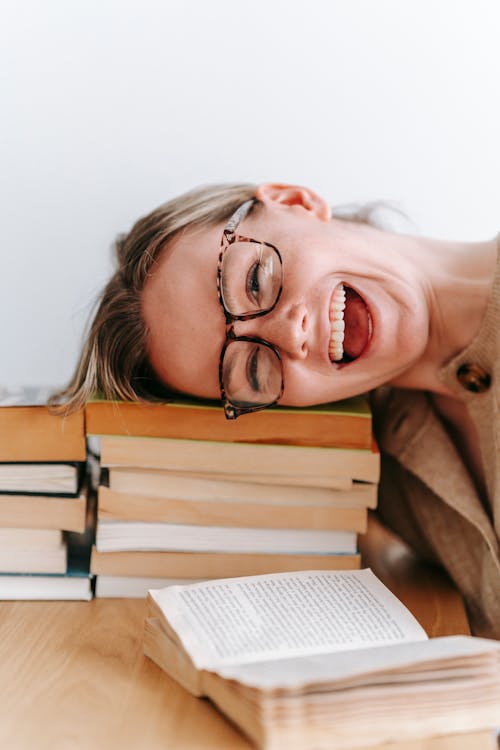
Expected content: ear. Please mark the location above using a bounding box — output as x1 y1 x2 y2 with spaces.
255 183 331 222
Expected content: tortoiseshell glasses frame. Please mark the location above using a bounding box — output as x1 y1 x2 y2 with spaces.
216 199 285 420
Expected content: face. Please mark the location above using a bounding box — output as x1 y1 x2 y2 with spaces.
141 185 431 409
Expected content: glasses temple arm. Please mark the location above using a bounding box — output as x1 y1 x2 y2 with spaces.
224 199 255 235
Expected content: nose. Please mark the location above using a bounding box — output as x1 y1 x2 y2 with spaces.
234 303 309 359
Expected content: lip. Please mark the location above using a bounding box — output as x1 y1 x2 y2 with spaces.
326 281 373 368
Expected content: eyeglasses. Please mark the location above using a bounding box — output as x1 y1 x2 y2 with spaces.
217 199 285 420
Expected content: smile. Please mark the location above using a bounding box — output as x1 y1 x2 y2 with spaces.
328 283 372 364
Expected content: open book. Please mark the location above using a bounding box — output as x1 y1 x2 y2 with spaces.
144 569 500 750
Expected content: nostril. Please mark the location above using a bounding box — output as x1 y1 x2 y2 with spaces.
301 312 307 331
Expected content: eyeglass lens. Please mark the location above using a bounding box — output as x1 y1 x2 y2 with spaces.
220 240 282 317
221 340 282 408
220 240 283 408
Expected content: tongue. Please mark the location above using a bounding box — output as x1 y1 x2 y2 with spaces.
343 288 370 359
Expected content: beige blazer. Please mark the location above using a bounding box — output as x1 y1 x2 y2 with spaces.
372 236 500 638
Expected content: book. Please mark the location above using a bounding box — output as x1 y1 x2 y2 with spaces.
85 394 373 450
95 575 205 598
0 522 94 600
90 548 361 578
0 573 92 600
107 466 357 493
0 490 87 533
106 468 377 507
97 486 368 531
95 520 358 554
0 540 67 574
0 386 85 462
100 436 380 484
144 569 500 750
0 527 63 547
0 463 82 495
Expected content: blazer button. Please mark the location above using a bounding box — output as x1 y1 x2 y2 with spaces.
456 363 491 393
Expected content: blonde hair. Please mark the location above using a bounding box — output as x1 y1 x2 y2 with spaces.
50 183 257 414
51 183 388 414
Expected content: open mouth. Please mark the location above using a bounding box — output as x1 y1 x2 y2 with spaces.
328 283 372 364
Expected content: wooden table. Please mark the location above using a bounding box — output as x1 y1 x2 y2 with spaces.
0 516 497 750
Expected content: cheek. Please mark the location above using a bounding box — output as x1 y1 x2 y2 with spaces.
391 295 430 355
279 363 334 407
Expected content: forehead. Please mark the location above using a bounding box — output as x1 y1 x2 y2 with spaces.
141 221 227 399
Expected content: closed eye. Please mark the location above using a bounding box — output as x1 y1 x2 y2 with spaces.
246 346 261 393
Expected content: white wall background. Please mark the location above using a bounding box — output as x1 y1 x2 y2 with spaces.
1 0 499 389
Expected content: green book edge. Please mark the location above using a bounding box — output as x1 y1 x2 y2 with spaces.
87 393 372 419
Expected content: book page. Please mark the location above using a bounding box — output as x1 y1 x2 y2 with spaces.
149 569 427 670
214 635 500 690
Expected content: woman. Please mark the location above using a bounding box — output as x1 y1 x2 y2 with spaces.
54 182 500 637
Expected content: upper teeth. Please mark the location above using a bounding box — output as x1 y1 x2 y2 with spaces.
329 283 346 362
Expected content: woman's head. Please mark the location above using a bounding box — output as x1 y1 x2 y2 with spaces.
54 182 430 415
141 183 429 413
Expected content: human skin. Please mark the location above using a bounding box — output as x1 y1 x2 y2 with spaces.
141 183 496 410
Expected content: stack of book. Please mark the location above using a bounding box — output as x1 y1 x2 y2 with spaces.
0 387 92 600
88 396 380 598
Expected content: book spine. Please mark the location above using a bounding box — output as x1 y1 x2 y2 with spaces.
86 401 372 450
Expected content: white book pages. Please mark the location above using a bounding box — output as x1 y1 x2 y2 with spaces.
214 636 500 690
0 543 67 574
96 521 357 554
0 574 92 601
149 569 427 670
0 464 79 493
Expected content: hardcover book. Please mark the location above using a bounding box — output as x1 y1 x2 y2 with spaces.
100 436 380 485
0 538 67 574
95 575 205 598
0 489 87 533
107 466 358 493
86 394 373 450
0 463 83 495
95 519 358 554
97 486 368 532
0 386 85 462
90 548 361 579
0 523 93 600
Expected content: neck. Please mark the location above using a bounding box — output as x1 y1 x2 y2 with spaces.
389 234 497 397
